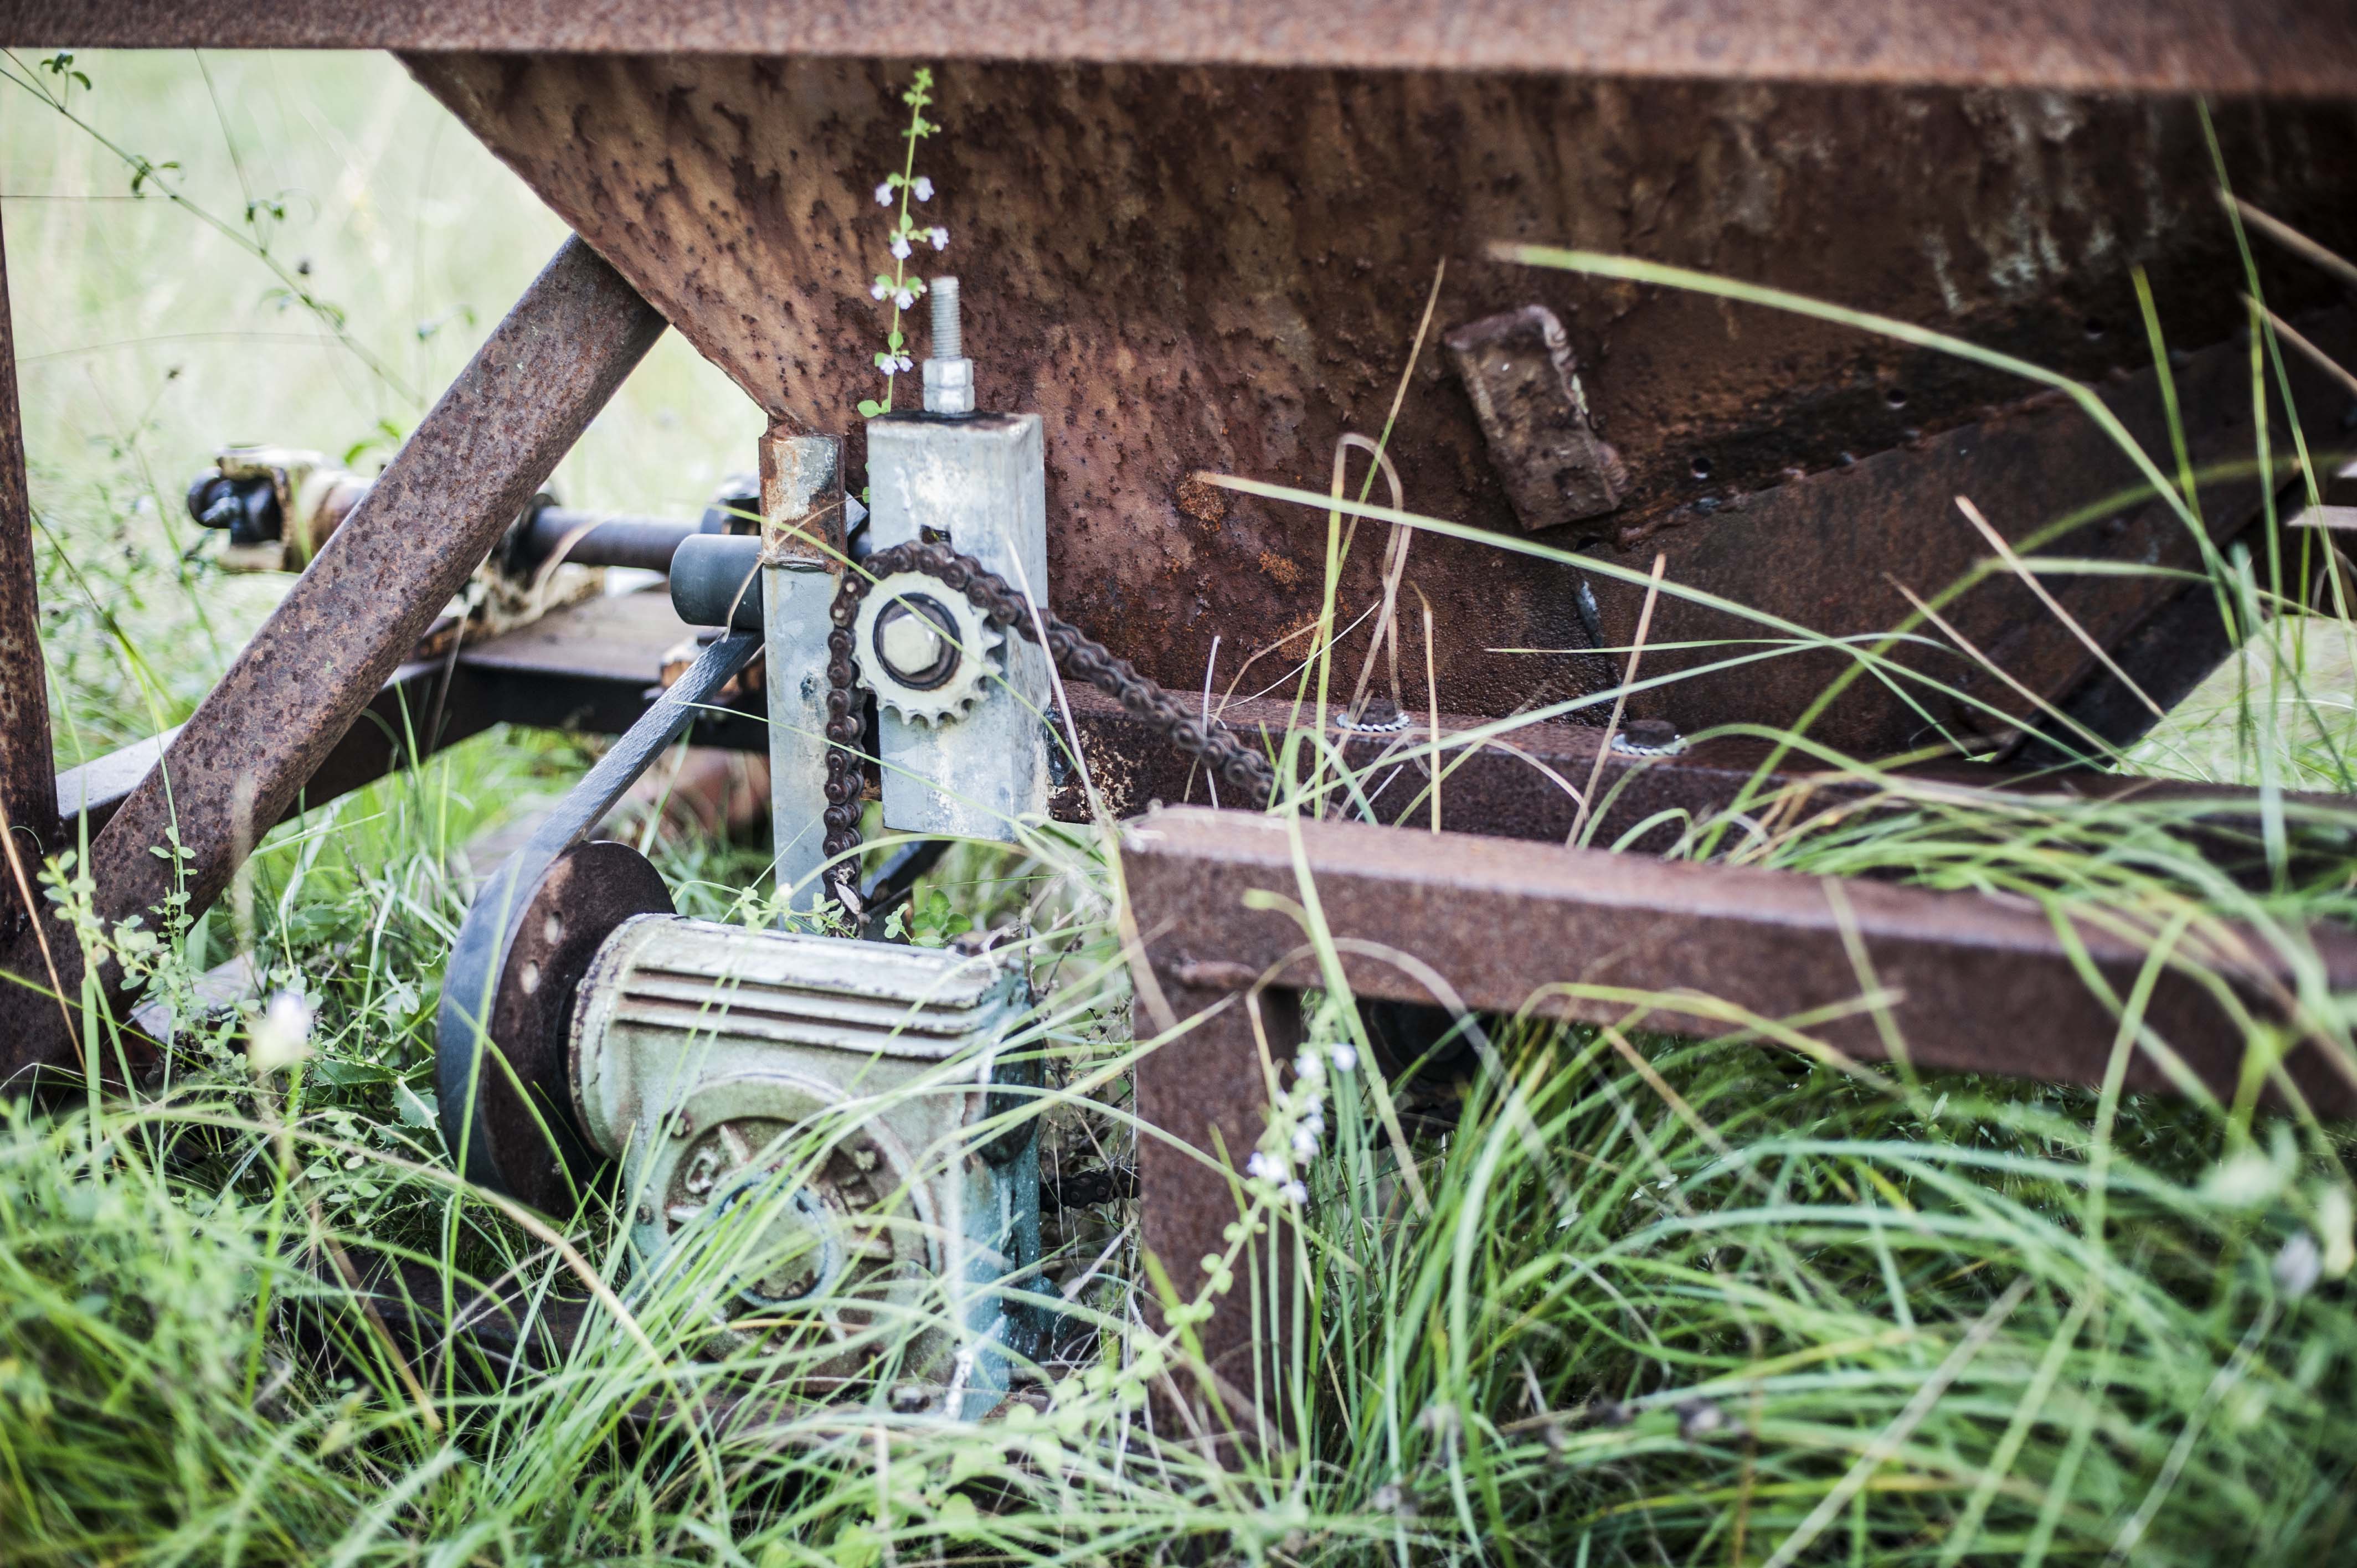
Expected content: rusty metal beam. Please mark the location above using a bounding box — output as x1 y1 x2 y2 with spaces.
3 2 2354 92
1125 803 2357 1414
0 238 667 1089
0 203 56 925
1126 804 2357 1106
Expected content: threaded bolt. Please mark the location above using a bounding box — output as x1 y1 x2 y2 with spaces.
930 277 962 362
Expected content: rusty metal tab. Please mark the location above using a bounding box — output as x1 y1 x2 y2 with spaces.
1446 305 1626 535
0 238 667 1089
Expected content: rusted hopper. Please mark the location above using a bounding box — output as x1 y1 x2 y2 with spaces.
10 4 2357 756
394 55 2354 755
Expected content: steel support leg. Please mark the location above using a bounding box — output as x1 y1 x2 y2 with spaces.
0 236 667 1088
1133 971 1305 1436
0 203 58 934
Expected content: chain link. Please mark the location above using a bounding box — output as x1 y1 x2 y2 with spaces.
822 540 1276 905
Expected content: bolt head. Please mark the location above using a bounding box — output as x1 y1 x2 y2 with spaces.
871 594 963 690
880 606 945 674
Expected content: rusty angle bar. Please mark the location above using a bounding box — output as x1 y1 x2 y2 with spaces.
1 1 2352 94
0 237 667 1089
1125 804 2357 1105
1125 804 2357 1394
0 203 58 950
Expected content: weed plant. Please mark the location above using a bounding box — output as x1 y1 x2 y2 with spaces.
3 50 2355 1568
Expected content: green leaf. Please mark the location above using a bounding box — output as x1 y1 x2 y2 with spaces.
857 399 885 418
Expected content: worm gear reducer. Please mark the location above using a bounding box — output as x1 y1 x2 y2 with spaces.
439 277 1052 1414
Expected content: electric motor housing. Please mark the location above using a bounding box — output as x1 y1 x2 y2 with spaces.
568 913 1043 1415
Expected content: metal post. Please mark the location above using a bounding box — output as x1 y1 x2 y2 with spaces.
759 427 845 914
1133 971 1305 1432
0 237 667 1087
0 202 58 925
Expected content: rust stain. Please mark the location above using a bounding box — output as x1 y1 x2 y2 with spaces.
1175 473 1228 525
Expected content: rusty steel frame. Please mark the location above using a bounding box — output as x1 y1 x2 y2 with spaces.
0 238 667 1089
3 2 2354 95
0 15 2345 1440
48 583 2348 884
1123 804 2357 1395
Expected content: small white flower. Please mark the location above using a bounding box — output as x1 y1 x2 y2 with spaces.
248 990 314 1073
889 234 912 260
894 354 914 373
1331 1043 1359 1073
1291 1126 1321 1158
1294 1052 1325 1084
1301 1110 1326 1137
874 180 894 206
894 288 918 311
2276 1231 2323 1299
871 281 889 301
928 226 949 250
1247 1151 1280 1182
1280 1179 1309 1205
912 176 934 201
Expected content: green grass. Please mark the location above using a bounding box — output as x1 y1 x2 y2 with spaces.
5 48 2357 1568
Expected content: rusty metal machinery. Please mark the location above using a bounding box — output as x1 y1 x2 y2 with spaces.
2 0 2357 1414
433 293 1073 1402
185 446 778 577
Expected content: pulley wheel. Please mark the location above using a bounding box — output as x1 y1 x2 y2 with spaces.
438 839 672 1213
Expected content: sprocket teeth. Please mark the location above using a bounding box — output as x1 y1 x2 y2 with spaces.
851 571 1008 726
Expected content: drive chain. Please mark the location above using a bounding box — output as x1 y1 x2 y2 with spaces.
820 540 1277 905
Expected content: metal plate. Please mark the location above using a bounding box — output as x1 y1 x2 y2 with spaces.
2 2 2353 93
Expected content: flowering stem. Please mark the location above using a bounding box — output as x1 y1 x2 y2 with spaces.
861 68 941 419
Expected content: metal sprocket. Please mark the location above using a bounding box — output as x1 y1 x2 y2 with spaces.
851 570 1003 726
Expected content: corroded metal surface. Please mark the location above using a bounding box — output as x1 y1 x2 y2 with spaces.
0 239 667 1086
54 586 2350 881
466 840 673 1213
1597 312 2357 755
6 1 2357 93
0 205 55 898
407 55 2357 737
1125 804 2357 1110
1131 972 1301 1416
1126 801 2357 1419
